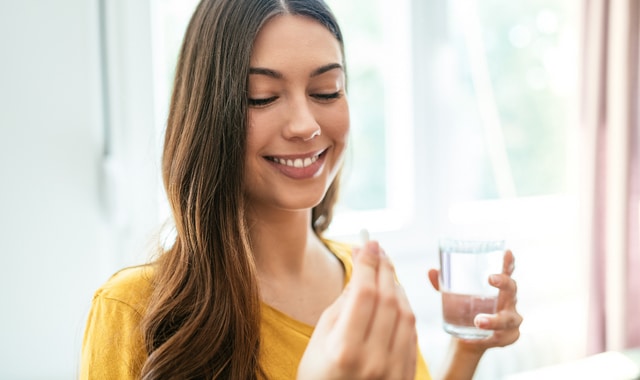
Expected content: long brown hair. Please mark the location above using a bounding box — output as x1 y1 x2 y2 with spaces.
140 0 345 378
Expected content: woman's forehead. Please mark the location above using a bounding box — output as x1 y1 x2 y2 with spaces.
250 14 343 67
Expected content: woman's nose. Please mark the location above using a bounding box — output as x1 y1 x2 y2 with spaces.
282 98 322 141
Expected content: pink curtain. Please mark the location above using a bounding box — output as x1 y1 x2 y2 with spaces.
582 0 640 353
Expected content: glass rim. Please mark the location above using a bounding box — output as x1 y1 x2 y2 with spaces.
438 238 506 253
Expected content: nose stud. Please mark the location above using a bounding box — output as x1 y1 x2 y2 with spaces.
303 129 321 142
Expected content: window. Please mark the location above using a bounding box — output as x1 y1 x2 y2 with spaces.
410 0 583 377
439 0 575 200
325 0 414 235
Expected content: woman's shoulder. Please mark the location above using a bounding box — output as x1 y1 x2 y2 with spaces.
323 239 353 259
92 264 156 315
323 238 354 280
82 265 154 377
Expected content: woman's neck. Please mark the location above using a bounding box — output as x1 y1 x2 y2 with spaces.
247 207 323 278
247 206 344 325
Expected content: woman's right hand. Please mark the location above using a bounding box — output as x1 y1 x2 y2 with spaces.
297 241 418 380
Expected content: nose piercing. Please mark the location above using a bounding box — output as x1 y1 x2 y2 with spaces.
303 129 321 142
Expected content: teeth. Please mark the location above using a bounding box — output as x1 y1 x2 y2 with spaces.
272 154 320 168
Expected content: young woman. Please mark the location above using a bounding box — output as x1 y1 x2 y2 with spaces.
80 0 522 379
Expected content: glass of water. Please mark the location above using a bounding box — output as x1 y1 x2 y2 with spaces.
438 238 505 340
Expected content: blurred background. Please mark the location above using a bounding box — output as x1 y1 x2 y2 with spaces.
0 0 638 379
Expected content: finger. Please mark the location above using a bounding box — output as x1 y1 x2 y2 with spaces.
333 241 381 342
427 269 440 291
366 254 399 348
491 274 518 310
389 285 417 379
502 250 515 276
474 310 523 333
352 246 361 260
403 336 418 380
462 307 523 349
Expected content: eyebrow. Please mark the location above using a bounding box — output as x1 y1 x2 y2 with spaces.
310 63 343 77
248 63 343 79
248 67 282 79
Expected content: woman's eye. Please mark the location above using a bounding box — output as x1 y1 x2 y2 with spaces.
248 96 278 107
311 92 342 102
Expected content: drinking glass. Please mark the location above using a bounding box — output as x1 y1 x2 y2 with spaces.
439 238 505 339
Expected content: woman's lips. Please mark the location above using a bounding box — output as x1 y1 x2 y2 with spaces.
264 149 328 179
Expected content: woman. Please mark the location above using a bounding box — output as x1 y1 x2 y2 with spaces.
80 0 522 379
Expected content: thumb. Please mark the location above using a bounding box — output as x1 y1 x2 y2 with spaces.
427 269 440 291
315 286 349 331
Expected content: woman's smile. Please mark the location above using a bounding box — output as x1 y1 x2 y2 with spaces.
263 148 329 180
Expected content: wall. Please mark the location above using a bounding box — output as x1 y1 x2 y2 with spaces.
0 1 157 378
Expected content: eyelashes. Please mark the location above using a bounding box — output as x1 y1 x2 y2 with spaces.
311 92 342 101
248 92 343 108
248 96 278 107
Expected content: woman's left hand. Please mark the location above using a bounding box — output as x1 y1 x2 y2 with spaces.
428 250 522 353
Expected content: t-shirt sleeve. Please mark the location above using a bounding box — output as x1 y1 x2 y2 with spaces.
79 290 146 379
416 346 432 380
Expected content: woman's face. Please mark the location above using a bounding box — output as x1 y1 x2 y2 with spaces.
244 14 349 213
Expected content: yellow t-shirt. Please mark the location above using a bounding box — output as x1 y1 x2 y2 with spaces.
80 240 432 379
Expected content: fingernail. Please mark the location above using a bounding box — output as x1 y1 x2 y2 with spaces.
366 241 380 255
475 315 490 328
490 274 502 285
